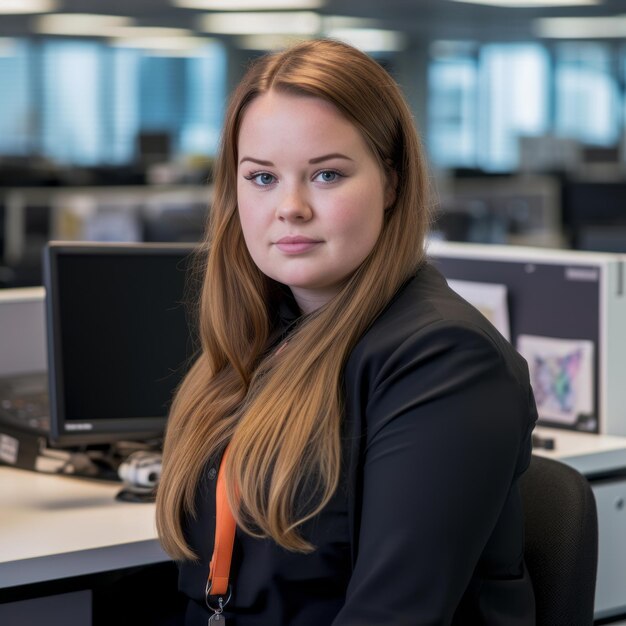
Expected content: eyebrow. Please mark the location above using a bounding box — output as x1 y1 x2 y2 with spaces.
309 153 353 164
239 153 354 166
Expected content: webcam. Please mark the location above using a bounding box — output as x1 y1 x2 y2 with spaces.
116 450 162 502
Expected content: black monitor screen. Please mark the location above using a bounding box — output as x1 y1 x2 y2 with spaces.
561 182 626 250
44 242 199 446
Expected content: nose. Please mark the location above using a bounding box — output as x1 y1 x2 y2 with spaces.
275 185 312 222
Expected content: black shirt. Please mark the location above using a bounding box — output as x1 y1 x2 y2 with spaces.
178 263 537 625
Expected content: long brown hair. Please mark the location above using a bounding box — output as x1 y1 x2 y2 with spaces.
156 38 431 559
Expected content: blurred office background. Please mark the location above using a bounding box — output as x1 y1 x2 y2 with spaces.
2 0 626 288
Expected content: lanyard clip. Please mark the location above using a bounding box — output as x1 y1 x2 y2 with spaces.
205 580 232 612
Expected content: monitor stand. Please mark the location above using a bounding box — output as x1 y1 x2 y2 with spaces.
0 434 163 503
37 440 162 487
116 484 157 503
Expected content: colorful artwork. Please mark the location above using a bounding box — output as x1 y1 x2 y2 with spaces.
533 350 581 413
517 335 594 426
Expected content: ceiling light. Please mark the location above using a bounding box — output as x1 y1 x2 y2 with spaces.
174 0 325 9
34 14 134 36
534 15 626 37
451 0 600 6
324 28 406 52
198 11 321 34
0 0 57 13
106 27 193 39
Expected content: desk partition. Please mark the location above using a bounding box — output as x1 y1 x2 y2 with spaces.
428 241 626 436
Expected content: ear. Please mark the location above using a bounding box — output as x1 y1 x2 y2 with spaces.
384 168 398 210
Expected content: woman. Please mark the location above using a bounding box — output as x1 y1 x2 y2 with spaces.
156 39 537 625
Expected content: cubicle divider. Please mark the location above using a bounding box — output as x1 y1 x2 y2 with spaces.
428 240 626 436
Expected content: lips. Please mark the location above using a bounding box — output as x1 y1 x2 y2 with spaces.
275 236 322 254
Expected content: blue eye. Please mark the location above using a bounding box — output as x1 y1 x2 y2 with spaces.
314 170 341 183
244 171 276 186
253 172 275 186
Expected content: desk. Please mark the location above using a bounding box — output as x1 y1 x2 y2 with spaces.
0 466 169 624
533 426 626 476
4 431 626 622
0 466 166 589
534 427 626 621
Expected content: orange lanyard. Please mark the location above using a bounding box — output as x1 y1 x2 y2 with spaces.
206 444 236 605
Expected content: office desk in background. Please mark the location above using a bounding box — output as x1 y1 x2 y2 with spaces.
0 466 168 625
4 430 626 623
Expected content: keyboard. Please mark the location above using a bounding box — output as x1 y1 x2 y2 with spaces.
0 372 50 434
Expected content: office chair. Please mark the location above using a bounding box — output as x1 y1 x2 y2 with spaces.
520 454 598 626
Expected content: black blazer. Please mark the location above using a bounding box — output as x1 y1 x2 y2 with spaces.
179 262 537 625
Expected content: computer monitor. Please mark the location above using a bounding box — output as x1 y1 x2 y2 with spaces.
561 181 626 250
43 241 199 447
136 131 172 165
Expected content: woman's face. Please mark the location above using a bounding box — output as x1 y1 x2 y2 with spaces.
236 90 391 314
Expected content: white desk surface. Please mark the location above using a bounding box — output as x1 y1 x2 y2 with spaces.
3 427 626 590
533 426 626 475
0 467 167 589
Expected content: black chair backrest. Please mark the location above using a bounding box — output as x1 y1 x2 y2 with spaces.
520 454 598 626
